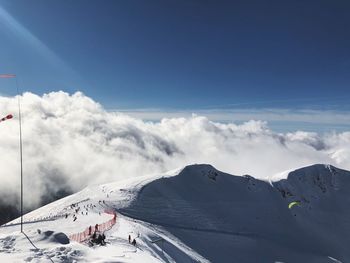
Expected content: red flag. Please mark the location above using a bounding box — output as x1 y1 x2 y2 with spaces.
0 74 16 78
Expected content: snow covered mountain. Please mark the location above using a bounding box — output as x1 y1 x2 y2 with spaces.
0 164 349 262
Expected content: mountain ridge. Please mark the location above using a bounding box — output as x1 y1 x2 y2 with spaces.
1 163 349 262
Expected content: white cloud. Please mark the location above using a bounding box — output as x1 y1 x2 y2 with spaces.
115 108 350 127
1 91 349 209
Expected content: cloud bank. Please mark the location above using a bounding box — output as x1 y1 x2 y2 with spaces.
116 108 350 132
1 91 350 210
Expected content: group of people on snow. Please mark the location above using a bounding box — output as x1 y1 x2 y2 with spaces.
88 223 107 246
90 231 106 246
88 229 138 247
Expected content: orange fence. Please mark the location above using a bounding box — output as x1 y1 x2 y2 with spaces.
69 210 117 243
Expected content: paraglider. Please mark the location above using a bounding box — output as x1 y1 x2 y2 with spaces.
288 201 300 209
0 114 13 123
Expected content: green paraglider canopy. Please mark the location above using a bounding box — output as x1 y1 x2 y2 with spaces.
288 201 300 209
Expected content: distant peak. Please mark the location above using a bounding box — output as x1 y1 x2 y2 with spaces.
179 164 218 175
182 163 216 170
290 163 338 175
177 164 221 181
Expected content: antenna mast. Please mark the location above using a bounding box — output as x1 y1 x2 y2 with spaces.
0 74 23 232
15 76 23 233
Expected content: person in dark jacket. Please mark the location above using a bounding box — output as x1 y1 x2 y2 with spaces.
96 234 103 245
101 233 106 245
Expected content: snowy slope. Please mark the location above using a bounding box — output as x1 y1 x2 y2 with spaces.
119 164 350 263
1 164 349 263
0 169 208 263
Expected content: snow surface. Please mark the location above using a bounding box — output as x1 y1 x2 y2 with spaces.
1 163 349 262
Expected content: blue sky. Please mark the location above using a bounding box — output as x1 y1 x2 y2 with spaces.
0 1 350 118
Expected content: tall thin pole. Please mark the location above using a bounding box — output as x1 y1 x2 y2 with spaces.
15 76 23 233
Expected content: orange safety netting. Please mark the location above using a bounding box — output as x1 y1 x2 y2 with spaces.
69 210 117 243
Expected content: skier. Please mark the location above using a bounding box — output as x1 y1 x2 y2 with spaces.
95 223 99 232
128 234 131 243
132 239 136 246
96 234 103 245
101 233 106 245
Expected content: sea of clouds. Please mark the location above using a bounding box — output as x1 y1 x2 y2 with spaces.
1 91 350 209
